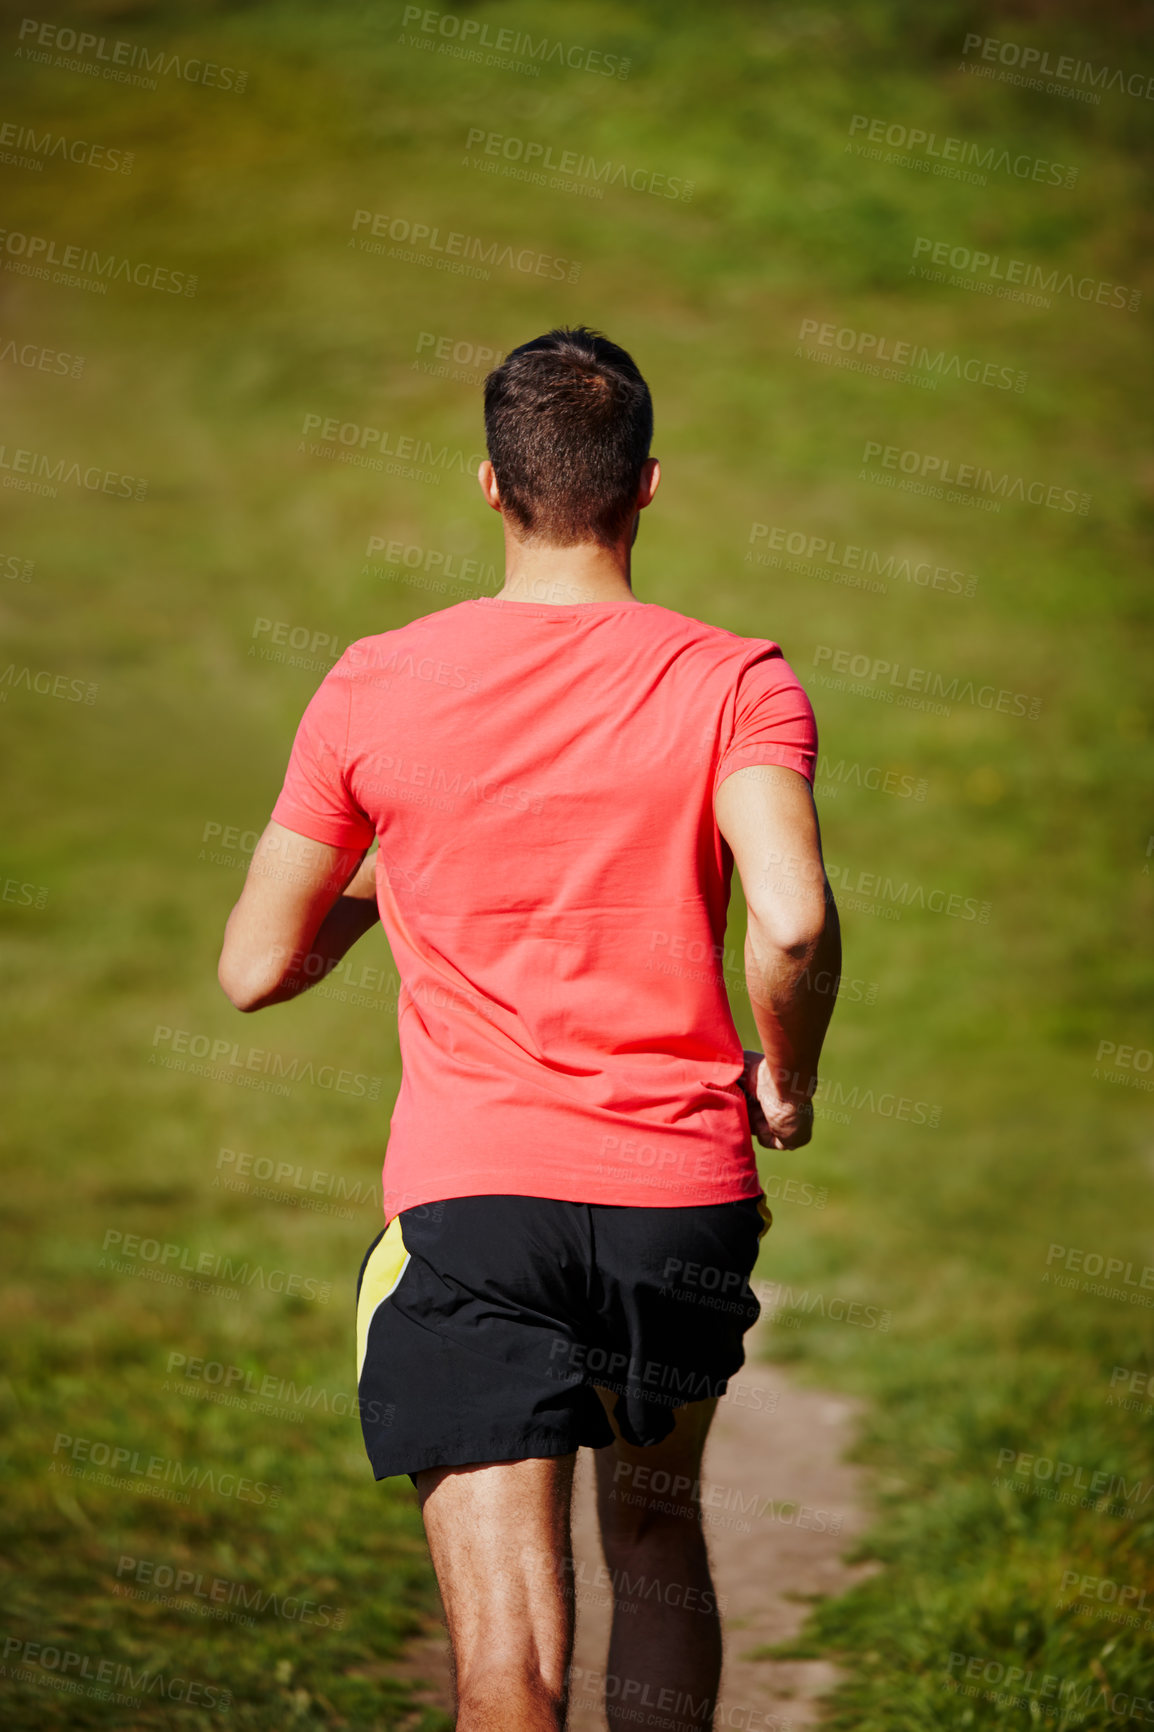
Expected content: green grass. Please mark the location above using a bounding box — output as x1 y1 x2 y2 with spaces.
0 0 1151 1725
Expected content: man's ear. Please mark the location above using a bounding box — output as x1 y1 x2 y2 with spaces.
638 457 661 511
629 458 660 546
477 458 502 513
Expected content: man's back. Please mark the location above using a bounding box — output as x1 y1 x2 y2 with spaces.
220 326 841 1732
272 593 817 1221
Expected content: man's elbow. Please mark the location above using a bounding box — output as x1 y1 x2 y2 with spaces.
218 951 276 1013
747 896 829 958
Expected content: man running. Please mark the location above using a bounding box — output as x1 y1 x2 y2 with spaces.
218 326 840 1732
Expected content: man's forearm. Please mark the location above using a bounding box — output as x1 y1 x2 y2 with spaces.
222 848 380 1012
745 888 841 1102
248 893 381 1009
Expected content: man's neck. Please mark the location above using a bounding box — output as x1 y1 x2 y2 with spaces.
494 531 638 606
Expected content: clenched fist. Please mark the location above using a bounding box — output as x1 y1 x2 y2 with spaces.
739 1050 815 1151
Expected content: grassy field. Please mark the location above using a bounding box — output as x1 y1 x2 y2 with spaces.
0 0 1151 1726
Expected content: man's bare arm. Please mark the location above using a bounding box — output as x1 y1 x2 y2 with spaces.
715 764 841 1150
218 820 380 1013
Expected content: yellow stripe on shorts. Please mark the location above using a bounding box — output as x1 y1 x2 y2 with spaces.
356 1216 410 1383
756 1192 773 1239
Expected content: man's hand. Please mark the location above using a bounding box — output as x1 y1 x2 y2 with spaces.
739 1050 815 1151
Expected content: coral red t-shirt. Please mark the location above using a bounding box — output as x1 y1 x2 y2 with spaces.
271 595 817 1224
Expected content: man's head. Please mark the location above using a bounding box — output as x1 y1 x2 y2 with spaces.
481 327 654 549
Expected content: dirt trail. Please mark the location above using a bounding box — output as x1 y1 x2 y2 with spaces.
392 1329 874 1730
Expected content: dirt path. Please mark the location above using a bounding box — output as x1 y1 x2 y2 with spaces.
392 1329 874 1730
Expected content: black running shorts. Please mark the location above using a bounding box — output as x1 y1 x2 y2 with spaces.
355 1192 771 1482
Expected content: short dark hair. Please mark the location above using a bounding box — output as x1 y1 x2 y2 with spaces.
483 326 653 548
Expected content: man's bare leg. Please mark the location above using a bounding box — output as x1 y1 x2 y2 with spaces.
415 1452 576 1732
592 1392 722 1731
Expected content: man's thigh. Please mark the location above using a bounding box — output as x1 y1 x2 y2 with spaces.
411 1397 719 1678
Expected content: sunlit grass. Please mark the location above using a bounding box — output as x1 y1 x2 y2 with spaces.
0 0 1151 1724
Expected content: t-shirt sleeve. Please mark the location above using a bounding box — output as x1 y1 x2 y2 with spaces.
270 649 376 849
714 646 818 791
